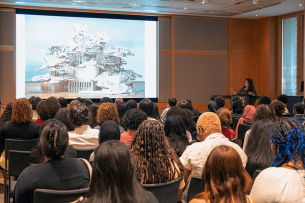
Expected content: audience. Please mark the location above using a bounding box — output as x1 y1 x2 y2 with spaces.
231 100 244 121
120 109 147 146
131 120 184 186
270 100 285 121
100 97 113 104
178 100 192 111
76 97 84 104
96 102 122 132
82 140 159 203
164 115 188 157
235 105 256 139
28 96 41 120
83 99 93 108
87 103 100 129
217 108 235 140
35 96 61 126
58 97 67 108
244 119 275 179
116 101 130 122
69 103 99 149
214 96 225 110
151 102 161 121
138 98 155 120
258 95 271 105
250 118 305 202
190 145 255 203
14 120 90 203
0 102 13 132
54 107 75 131
180 112 247 203
206 100 217 113
292 102 305 123
127 99 137 109
243 104 276 150
115 97 123 105
69 99 82 109
276 94 289 115
186 99 200 117
160 97 177 123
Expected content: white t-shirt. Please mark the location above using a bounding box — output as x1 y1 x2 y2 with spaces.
250 167 305 203
180 133 247 203
68 125 99 149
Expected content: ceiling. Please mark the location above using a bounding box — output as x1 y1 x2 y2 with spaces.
0 0 304 19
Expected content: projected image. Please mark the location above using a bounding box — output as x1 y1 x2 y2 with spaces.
16 14 157 99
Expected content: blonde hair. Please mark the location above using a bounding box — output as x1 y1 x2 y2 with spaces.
197 112 221 135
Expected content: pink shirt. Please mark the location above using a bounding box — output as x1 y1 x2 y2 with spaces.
120 130 136 146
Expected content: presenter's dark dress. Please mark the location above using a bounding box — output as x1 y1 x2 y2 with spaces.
239 87 257 105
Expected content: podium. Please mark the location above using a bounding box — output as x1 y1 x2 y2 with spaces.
221 95 257 107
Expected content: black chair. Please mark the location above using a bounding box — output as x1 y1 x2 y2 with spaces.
232 118 239 131
194 116 199 124
187 177 203 203
237 124 251 140
33 187 89 203
76 148 95 161
142 177 182 203
190 131 199 142
252 170 262 182
4 139 38 203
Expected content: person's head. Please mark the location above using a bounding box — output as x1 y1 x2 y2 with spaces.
127 99 137 109
58 97 67 108
277 94 288 105
87 104 100 129
138 99 154 117
210 95 219 101
253 104 276 122
206 101 217 113
270 100 285 119
98 120 120 144
217 108 232 128
168 97 177 107
166 107 193 129
232 100 243 114
245 119 275 167
40 119 69 160
11 98 33 123
185 99 194 111
0 102 13 131
245 78 254 91
28 96 41 110
258 95 271 105
131 120 183 184
271 118 305 169
202 145 252 202
293 102 304 115
83 99 93 108
215 96 225 109
69 103 89 128
100 97 113 104
241 105 256 124
75 97 83 104
164 115 188 157
115 98 123 105
36 97 61 120
178 100 192 111
97 102 120 126
151 102 160 120
87 140 148 203
54 107 75 131
116 102 130 121
69 100 81 109
121 109 147 131
197 112 221 141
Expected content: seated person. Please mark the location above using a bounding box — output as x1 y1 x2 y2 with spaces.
160 97 177 124
258 95 271 105
14 120 90 203
190 145 255 203
217 108 235 140
35 97 61 126
186 99 200 117
28 96 41 120
215 96 225 110
96 102 122 132
138 99 155 121
126 99 137 109
68 103 99 149
292 102 305 123
235 105 256 139
87 104 100 129
179 112 247 203
276 94 289 115
100 97 113 104
0 102 13 132
270 100 285 121
120 109 147 146
54 107 75 131
151 103 161 121
250 118 305 203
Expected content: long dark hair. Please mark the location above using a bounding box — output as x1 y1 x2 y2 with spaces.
244 78 254 92
164 115 188 157
200 145 252 203
245 119 275 168
84 140 149 203
151 102 160 121
87 104 100 128
0 102 13 131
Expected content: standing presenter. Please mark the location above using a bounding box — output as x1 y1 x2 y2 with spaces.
232 78 257 105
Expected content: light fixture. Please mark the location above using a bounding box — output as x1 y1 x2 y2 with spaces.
256 15 258 16
184 7 187 9
300 4 302 6
253 0 259 5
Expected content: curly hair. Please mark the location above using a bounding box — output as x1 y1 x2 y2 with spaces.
0 102 13 131
54 107 75 131
69 100 81 109
215 96 225 109
69 103 89 127
178 100 192 111
11 98 33 123
197 112 221 136
253 104 276 122
271 118 305 170
28 96 41 110
121 109 147 130
217 108 232 128
131 120 184 184
276 94 288 104
210 95 219 101
88 104 100 128
36 97 61 120
166 107 193 129
97 102 120 126
270 100 285 117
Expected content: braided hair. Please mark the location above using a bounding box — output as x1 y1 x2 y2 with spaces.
271 118 305 170
131 120 184 184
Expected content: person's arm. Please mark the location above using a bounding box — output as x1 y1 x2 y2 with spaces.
14 170 33 203
177 164 191 202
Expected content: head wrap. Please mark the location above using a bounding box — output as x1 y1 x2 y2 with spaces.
235 105 256 138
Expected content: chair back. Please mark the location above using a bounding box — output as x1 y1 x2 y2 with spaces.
8 150 30 177
232 118 239 131
5 139 38 159
76 148 94 161
194 116 199 124
33 187 89 203
237 124 251 140
142 177 182 203
190 131 199 142
187 177 204 203
253 170 262 182
229 137 238 143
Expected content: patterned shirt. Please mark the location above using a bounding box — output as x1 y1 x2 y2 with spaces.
180 133 247 203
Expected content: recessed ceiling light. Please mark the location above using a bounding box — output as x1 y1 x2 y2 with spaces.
184 7 187 9
256 15 258 16
299 4 302 6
